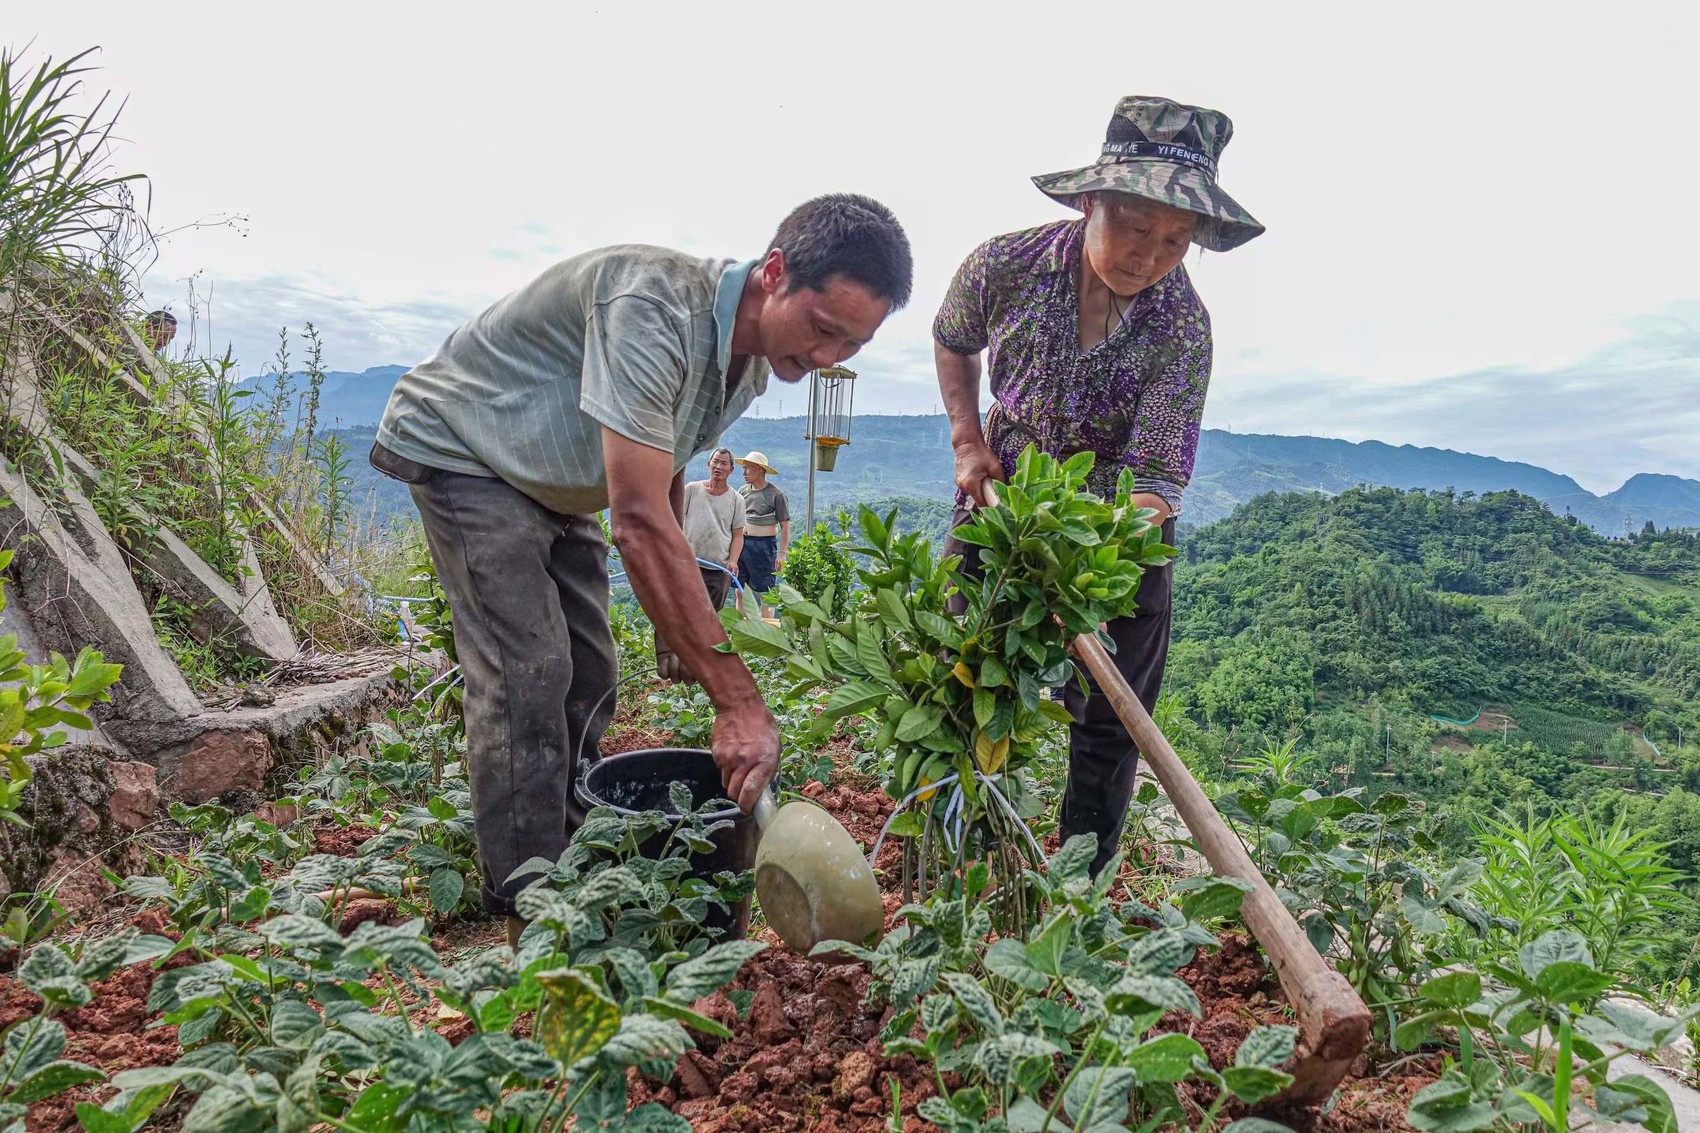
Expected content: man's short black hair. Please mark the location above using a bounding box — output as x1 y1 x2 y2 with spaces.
768 194 912 310
144 309 177 328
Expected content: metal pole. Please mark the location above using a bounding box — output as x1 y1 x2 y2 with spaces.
805 369 818 534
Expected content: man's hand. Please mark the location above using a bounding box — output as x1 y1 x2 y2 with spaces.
712 700 780 813
656 641 693 683
954 440 1005 508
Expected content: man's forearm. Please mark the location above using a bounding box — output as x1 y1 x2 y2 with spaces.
935 341 986 449
778 520 790 556
728 528 744 566
616 508 759 708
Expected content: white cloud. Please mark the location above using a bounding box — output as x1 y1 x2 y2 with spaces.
17 0 1700 493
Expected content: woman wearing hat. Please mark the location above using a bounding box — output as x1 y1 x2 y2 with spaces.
736 451 790 616
935 95 1263 876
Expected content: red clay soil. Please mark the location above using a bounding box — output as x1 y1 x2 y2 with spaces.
9 909 187 1132
1163 934 1427 1133
8 720 1435 1133
600 685 677 757
633 949 936 1133
311 823 377 856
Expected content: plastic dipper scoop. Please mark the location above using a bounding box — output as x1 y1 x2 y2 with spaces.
751 794 884 954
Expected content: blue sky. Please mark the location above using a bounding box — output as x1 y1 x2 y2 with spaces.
22 0 1700 493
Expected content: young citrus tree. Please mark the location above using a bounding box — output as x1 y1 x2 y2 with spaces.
722 446 1173 922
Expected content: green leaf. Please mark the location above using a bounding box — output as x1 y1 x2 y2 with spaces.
2 1016 67 1081
980 655 1008 689
182 1076 280 1133
1399 894 1449 935
277 1055 321 1133
1222 1121 1297 1133
1124 1033 1206 1083
914 609 963 648
596 1014 692 1070
1036 698 1073 724
1532 960 1613 1006
1047 835 1097 883
642 996 732 1040
972 1033 1060 1086
854 623 893 680
620 1103 692 1133
533 969 621 1068
1607 1075 1676 1133
874 588 913 632
341 1083 407 1132
1406 1075 1498 1133
1417 970 1482 1010
1235 1025 1297 1069
663 940 764 1003
427 867 465 914
1371 792 1411 816
1062 1065 1137 1127
1394 1010 1445 1053
1025 912 1073 976
1518 929 1591 980
821 680 889 718
18 945 89 1007
941 972 1004 1037
729 617 791 659
268 1000 323 1050
895 703 945 743
1596 999 1687 1050
1221 1065 1292 1105
984 938 1050 992
1106 973 1200 1018
1124 929 1194 977
1002 1097 1052 1133
1177 876 1253 923
858 506 892 553
75 1082 174 1133
10 1061 104 1105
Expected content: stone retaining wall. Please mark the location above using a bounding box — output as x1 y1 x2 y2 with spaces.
0 663 411 913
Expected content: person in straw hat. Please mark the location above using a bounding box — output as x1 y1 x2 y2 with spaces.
935 95 1263 877
735 450 790 616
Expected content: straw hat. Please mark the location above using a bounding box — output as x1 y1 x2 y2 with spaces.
739 451 780 475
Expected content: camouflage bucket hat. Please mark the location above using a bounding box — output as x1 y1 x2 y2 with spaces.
1033 95 1264 253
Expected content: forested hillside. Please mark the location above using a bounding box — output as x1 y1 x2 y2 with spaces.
1165 486 1700 821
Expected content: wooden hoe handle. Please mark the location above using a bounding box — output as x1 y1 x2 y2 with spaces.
974 483 1369 1104
1071 633 1371 1105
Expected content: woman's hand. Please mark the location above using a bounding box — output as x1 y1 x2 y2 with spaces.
953 440 1005 508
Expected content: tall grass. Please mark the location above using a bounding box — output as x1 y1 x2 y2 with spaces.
1 44 414 686
0 45 143 282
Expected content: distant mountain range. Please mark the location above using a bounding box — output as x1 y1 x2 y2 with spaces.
250 366 1700 534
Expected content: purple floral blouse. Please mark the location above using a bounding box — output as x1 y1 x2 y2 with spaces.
934 219 1212 514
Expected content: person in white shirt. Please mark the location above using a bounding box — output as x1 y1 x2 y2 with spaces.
668 447 745 676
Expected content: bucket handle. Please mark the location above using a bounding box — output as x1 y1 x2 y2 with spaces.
576 666 658 773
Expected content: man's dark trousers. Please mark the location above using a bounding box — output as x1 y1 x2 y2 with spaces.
943 510 1176 877
403 465 618 916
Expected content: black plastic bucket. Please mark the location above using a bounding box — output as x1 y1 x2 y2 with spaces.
576 748 757 940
